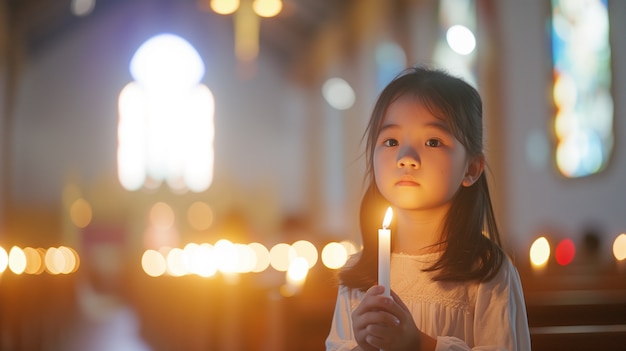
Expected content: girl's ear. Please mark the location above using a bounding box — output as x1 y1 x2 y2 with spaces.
462 155 485 187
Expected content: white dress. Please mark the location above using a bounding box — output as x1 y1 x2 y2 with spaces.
325 252 531 351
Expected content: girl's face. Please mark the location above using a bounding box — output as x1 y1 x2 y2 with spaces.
373 95 479 213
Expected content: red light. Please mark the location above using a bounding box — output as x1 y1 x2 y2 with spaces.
555 239 576 266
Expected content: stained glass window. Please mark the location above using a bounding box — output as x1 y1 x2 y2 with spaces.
551 0 613 178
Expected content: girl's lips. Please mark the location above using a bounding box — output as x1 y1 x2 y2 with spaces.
396 180 419 186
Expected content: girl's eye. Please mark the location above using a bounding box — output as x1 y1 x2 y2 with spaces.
383 138 399 147
425 139 442 147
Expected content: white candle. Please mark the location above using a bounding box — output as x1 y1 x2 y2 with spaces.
378 207 393 297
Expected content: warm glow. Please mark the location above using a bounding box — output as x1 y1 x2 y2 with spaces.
59 246 79 274
150 202 175 230
248 242 270 273
290 240 318 269
187 201 214 231
166 248 187 277
0 246 8 273
142 249 167 277
214 239 239 273
45 247 64 275
183 243 201 275
382 207 393 228
253 0 282 18
234 2 260 62
530 237 551 267
195 243 218 277
211 0 240 15
555 239 576 266
235 243 257 273
23 247 43 274
281 256 309 297
321 242 348 269
287 256 308 284
613 233 626 261
553 74 577 113
340 240 358 256
70 198 93 228
145 202 180 250
8 246 26 275
269 243 291 272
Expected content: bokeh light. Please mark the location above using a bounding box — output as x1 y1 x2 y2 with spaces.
23 247 44 275
290 240 318 269
150 202 176 230
446 24 476 55
613 233 626 261
45 247 64 275
322 77 355 111
9 246 27 275
71 0 95 17
215 239 238 273
187 201 214 231
253 0 282 17
142 249 167 277
166 248 187 277
530 237 551 268
555 238 576 266
286 256 308 283
194 243 218 277
269 243 292 272
211 0 240 15
70 197 93 228
321 242 348 269
248 242 270 273
0 246 8 273
234 243 257 273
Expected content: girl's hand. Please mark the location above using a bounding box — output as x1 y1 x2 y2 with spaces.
383 289 423 351
351 285 419 351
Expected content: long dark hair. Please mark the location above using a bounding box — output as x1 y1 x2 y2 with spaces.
339 66 504 290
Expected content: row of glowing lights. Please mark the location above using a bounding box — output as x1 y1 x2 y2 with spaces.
0 240 357 278
141 239 358 278
529 233 626 268
0 246 79 275
3 234 625 277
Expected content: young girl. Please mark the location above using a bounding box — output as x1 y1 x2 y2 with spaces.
325 67 531 351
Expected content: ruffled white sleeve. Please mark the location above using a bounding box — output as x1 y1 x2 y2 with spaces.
325 285 362 351
434 258 531 351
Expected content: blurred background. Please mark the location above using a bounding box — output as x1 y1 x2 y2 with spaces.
1 0 625 350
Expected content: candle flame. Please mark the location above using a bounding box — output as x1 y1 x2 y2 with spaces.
382 207 393 229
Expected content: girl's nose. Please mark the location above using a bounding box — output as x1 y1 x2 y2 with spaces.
397 149 419 169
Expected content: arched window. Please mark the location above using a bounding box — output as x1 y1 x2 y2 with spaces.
118 33 215 192
551 0 613 178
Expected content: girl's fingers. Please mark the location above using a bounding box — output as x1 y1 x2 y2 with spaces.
390 289 411 312
352 285 403 349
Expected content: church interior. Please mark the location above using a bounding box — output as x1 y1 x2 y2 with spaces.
1 0 625 350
